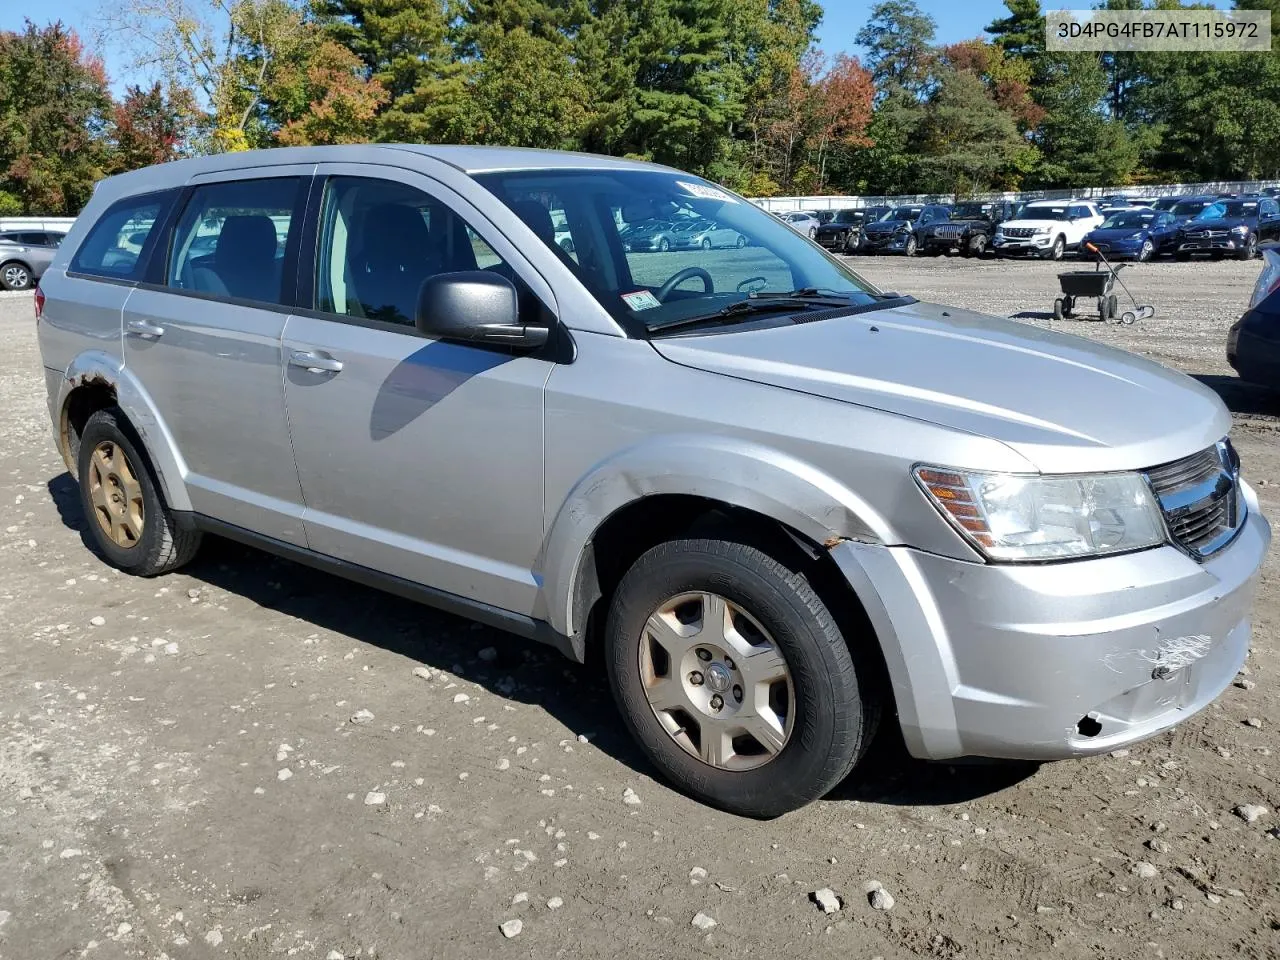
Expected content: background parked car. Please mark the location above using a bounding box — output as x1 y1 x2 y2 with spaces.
859 204 951 256
779 211 822 238
992 200 1103 260
1083 209 1179 261
670 218 747 249
1175 196 1280 260
1168 195 1224 224
620 218 679 252
919 199 1018 257
813 207 885 254
0 229 64 290
1227 242 1280 388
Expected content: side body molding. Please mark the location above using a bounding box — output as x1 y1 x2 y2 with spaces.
537 434 895 648
56 351 193 512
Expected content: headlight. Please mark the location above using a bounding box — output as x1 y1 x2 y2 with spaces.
1231 224 1250 235
914 466 1166 562
1033 227 1050 235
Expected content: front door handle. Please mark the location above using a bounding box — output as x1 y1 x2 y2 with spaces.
126 319 165 339
289 350 344 374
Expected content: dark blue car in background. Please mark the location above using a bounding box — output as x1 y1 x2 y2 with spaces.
1083 209 1178 261
1228 243 1280 388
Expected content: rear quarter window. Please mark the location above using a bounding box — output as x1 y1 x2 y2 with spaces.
70 191 175 281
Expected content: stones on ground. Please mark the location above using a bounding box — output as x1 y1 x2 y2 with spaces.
277 768 293 781
1110 749 1130 758
512 892 528 905
59 848 82 859
350 709 374 724
1236 803 1268 823
1244 717 1263 728
478 647 498 662
622 787 642 806
327 952 345 960
1206 892 1223 904
276 744 293 762
1236 678 1257 690
689 866 707 884
364 791 386 806
205 929 223 946
547 896 564 910
1132 862 1159 879
812 888 842 913
497 758 510 771
453 693 470 704
412 666 434 680
691 911 717 931
499 919 523 939
88 616 105 627
1146 838 1172 854
864 880 894 910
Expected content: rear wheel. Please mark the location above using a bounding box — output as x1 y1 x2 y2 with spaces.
605 539 875 818
0 261 32 291
76 408 201 576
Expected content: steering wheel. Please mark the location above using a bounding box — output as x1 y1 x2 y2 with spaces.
736 276 767 293
655 267 714 302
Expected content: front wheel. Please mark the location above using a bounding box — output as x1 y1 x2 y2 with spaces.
735 235 747 248
1237 234 1257 261
605 539 875 818
657 237 670 252
701 237 712 250
0 261 32 290
1045 235 1065 261
808 227 817 239
1138 239 1154 262
903 235 917 257
969 234 988 257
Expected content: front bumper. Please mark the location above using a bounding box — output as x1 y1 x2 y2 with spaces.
815 231 854 250
861 232 911 253
1086 239 1144 259
993 234 1053 255
832 485 1270 761
1178 235 1246 253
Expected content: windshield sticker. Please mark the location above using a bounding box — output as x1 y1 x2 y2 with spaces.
675 180 738 204
622 290 662 311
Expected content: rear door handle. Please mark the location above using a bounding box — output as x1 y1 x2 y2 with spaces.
289 350 344 374
126 319 165 339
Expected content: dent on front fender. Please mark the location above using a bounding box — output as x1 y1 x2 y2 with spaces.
538 435 895 642
56 352 192 512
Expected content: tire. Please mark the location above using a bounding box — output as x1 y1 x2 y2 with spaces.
657 237 670 252
808 227 817 239
1052 298 1065 322
1138 239 1153 262
1237 234 1257 261
604 539 875 818
0 261 32 291
735 235 746 248
701 238 712 250
903 235 917 257
558 238 575 255
1045 236 1065 261
76 407 201 576
969 234 988 258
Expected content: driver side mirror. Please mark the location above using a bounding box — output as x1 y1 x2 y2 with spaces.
416 271 549 349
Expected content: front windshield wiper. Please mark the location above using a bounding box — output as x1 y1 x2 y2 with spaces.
647 292 857 333
744 287 854 301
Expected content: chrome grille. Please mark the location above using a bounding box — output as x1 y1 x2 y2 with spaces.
1184 229 1227 239
1145 442 1243 559
933 224 964 239
1002 227 1036 238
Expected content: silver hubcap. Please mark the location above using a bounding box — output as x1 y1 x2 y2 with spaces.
638 592 793 771
4 266 27 287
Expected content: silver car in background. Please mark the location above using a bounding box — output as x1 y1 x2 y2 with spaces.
779 210 822 238
0 229 64 290
35 145 1270 817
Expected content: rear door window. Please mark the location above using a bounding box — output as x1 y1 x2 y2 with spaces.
168 177 305 305
70 191 175 281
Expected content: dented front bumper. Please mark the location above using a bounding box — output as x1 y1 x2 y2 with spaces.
832 483 1270 762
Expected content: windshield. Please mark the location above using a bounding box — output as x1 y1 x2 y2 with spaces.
1172 199 1214 217
951 203 993 219
832 210 862 224
1021 204 1069 221
1101 211 1156 229
475 169 880 333
1220 200 1259 217
1192 202 1227 220
882 206 922 221
1152 197 1180 211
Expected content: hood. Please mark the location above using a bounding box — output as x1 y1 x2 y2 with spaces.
1001 217 1070 231
931 218 986 229
816 221 860 233
1182 216 1255 231
864 220 913 233
1088 226 1151 240
650 301 1229 474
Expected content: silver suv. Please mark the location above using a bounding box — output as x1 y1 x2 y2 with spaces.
1 229 63 290
36 146 1270 817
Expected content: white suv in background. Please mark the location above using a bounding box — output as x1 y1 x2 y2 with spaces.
993 200 1104 260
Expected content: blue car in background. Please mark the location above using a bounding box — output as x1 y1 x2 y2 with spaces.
1082 209 1179 261
1227 242 1280 388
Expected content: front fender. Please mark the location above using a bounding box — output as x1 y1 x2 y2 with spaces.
57 352 192 512
538 434 894 643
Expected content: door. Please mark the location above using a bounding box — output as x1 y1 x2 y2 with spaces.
1260 200 1280 242
122 167 312 545
281 167 555 615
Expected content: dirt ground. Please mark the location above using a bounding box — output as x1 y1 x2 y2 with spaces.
1 254 1277 960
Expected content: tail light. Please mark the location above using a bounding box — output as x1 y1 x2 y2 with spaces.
33 284 44 322
1247 248 1280 309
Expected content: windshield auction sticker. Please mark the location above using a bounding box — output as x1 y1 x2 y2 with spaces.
676 181 738 204
1047 9 1270 52
622 290 662 311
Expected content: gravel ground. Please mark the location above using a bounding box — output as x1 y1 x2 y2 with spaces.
0 259 1277 960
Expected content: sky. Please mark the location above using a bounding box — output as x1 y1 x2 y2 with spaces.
0 0 1241 94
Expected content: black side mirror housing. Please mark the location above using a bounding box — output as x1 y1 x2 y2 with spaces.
415 271 549 349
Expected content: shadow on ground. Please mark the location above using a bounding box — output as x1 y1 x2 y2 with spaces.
1193 374 1279 418
47 470 1039 813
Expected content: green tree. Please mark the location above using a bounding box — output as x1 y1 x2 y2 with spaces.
108 82 198 170
0 20 112 214
916 66 1032 195
855 0 936 97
